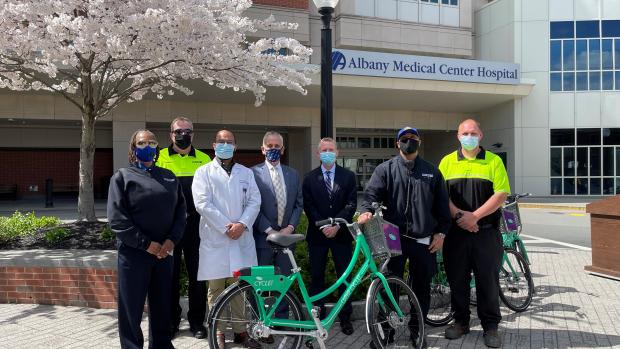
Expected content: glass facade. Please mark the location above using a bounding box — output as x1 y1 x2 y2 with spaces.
550 128 620 195
550 21 620 91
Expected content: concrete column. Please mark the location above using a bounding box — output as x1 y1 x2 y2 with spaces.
113 120 146 171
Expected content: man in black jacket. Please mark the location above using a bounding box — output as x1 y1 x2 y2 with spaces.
358 127 451 347
302 137 357 335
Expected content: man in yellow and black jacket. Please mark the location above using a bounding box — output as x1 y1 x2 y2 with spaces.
439 119 510 348
157 117 211 339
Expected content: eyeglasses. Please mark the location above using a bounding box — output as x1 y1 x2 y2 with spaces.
216 140 235 145
135 140 159 149
173 128 193 135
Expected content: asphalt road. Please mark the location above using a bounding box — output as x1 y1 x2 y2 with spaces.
519 208 591 248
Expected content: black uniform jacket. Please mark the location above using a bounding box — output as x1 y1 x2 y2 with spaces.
360 155 451 239
107 165 187 250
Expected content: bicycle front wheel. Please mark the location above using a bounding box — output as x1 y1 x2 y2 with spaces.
499 249 534 312
366 276 425 349
207 281 305 349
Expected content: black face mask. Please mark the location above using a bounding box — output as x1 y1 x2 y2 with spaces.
399 138 419 155
174 134 192 150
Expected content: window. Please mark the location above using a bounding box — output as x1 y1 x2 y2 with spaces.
577 128 600 145
576 20 599 38
550 21 620 92
440 0 458 5
602 20 620 37
550 73 562 91
551 21 574 39
551 128 620 195
551 129 575 146
563 40 575 70
603 128 620 145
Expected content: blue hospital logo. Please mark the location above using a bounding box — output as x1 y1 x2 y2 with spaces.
332 51 346 70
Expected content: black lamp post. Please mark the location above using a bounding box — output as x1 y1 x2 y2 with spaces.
313 0 339 138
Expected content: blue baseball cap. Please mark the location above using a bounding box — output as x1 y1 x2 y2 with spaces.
397 127 419 139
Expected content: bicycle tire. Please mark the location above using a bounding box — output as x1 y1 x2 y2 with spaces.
207 281 304 349
499 249 534 312
366 276 425 349
515 239 531 265
406 273 453 327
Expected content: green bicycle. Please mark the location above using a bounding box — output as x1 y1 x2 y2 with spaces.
422 193 535 326
207 205 425 349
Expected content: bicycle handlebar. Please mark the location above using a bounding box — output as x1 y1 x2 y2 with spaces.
506 192 531 203
315 217 349 227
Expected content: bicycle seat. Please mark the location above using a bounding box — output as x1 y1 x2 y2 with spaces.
267 233 305 248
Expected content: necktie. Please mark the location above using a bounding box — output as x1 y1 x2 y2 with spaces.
325 171 333 199
272 167 286 227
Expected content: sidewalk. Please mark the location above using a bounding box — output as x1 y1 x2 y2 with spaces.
1 245 619 348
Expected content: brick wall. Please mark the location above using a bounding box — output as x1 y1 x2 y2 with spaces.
254 0 308 9
0 148 113 198
0 266 117 309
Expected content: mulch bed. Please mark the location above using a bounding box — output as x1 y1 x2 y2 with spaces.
0 221 116 250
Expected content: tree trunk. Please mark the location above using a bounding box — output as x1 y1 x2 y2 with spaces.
77 112 97 221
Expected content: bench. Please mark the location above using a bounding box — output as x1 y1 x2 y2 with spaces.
52 184 79 195
0 184 18 200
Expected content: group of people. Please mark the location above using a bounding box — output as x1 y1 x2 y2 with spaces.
107 116 510 349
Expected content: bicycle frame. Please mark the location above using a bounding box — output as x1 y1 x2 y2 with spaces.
236 223 403 334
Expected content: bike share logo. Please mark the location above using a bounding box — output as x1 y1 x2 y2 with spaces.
331 51 346 71
253 276 274 288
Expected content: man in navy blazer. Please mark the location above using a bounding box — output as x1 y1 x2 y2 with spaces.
302 137 357 335
252 131 304 275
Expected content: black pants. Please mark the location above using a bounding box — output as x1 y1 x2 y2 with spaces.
387 238 437 319
170 214 207 331
443 227 503 331
118 244 174 349
308 242 353 321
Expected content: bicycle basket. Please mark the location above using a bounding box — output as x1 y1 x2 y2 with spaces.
361 216 402 257
500 201 521 233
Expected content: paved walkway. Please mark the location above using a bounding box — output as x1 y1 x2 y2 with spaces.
1 245 619 348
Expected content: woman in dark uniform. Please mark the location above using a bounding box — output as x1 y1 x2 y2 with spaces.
107 130 186 349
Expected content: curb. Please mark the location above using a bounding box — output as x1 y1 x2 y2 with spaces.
518 203 586 211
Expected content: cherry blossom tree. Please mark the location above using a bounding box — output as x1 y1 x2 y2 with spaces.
0 0 313 221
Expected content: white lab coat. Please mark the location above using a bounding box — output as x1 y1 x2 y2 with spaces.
192 160 261 281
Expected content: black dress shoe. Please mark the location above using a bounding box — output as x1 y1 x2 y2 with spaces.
340 319 354 335
191 325 207 339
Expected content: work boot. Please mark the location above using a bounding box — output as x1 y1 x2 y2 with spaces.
444 322 470 340
483 329 502 348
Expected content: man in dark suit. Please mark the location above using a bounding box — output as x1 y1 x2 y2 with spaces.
302 137 357 335
252 131 304 276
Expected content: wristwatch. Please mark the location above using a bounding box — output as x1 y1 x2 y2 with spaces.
435 233 446 239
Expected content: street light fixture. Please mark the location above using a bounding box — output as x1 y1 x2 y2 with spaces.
312 0 340 138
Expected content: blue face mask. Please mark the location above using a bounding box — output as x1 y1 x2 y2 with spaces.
215 142 235 160
265 148 282 162
460 135 480 151
320 151 336 166
135 146 157 162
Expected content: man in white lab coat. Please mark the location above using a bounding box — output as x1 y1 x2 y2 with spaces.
192 129 262 349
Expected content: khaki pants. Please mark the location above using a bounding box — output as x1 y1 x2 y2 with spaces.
208 277 246 333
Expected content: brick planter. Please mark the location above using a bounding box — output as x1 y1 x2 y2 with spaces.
0 250 117 309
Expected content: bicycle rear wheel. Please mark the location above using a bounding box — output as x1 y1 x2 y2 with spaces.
425 275 453 326
499 249 534 312
366 276 425 349
207 281 304 349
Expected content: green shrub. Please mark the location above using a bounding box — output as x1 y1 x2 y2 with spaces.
43 227 71 244
100 226 115 241
0 211 61 243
